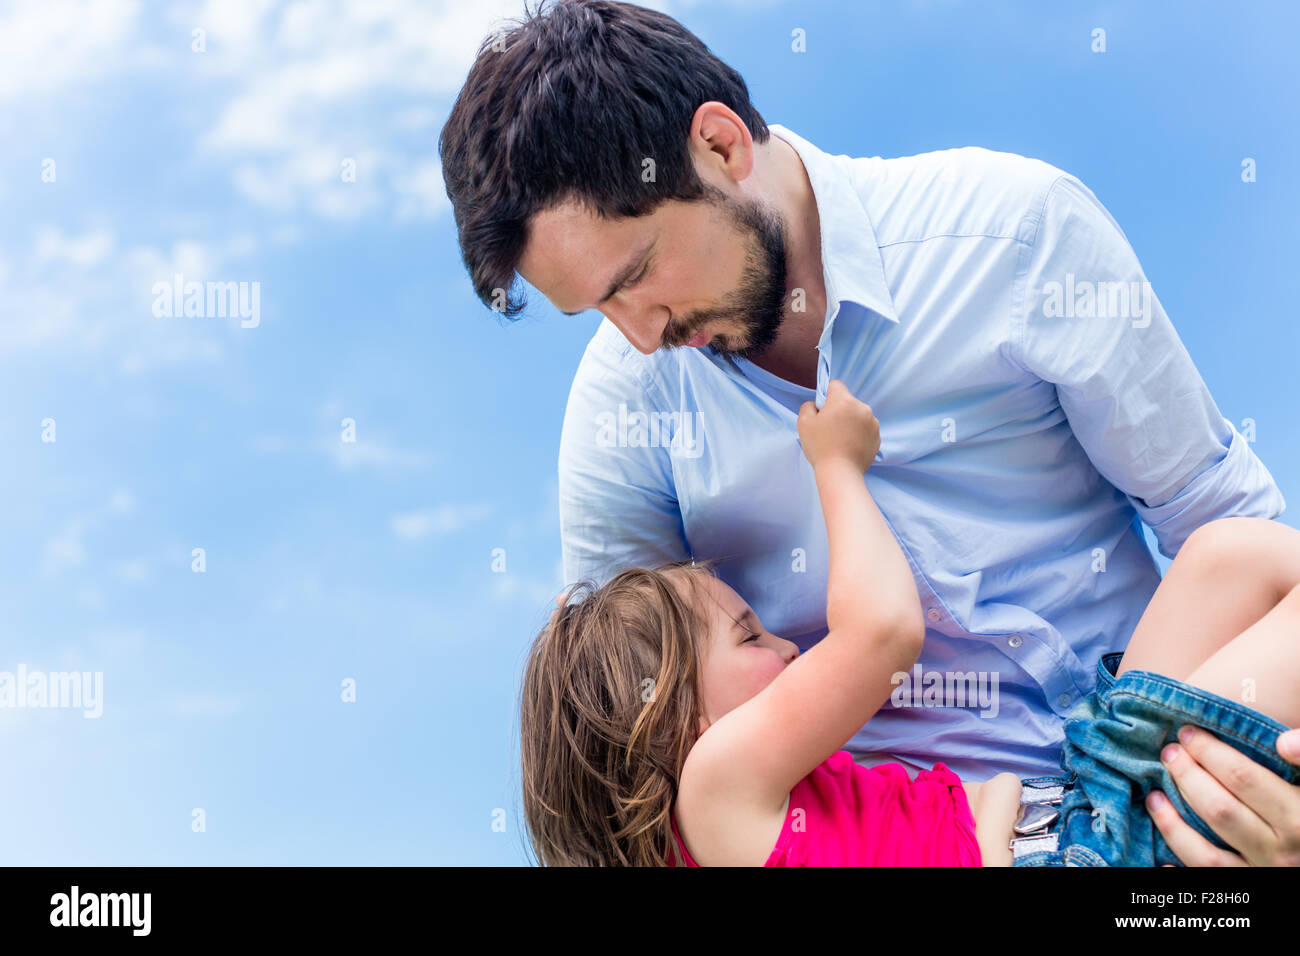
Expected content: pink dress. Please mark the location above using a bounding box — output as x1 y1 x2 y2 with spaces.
669 750 983 866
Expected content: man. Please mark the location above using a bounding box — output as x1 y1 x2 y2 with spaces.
440 0 1300 865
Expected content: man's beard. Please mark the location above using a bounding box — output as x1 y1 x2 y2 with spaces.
665 190 789 359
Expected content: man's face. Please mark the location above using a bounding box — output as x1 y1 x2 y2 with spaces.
518 185 789 358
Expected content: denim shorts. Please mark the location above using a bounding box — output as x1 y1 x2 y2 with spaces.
1013 651 1300 867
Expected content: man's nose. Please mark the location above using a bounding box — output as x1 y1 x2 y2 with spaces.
604 303 668 355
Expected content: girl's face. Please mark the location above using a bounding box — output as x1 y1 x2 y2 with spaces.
681 572 801 736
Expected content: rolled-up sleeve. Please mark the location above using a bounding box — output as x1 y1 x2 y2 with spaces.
1015 174 1285 558
559 335 689 586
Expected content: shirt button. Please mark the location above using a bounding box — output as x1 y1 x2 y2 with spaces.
1057 693 1072 708
1008 634 1023 648
926 608 942 623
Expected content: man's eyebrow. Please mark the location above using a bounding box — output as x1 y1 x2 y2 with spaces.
559 239 655 317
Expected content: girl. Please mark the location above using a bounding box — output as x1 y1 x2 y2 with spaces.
519 380 1300 866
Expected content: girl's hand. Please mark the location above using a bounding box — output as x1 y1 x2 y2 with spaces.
797 380 880 474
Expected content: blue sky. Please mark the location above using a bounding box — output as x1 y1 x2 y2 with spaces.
1 0 1295 865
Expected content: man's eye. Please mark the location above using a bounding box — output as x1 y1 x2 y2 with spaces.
743 632 759 643
624 264 651 289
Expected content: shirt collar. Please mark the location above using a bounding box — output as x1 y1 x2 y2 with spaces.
767 124 899 329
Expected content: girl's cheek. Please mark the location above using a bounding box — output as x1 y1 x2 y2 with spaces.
757 655 785 685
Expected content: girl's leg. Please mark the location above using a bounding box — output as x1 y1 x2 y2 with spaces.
1182 582 1300 728
1115 517 1300 683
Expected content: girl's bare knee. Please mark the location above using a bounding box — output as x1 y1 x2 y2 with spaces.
1177 517 1262 575
1179 518 1300 605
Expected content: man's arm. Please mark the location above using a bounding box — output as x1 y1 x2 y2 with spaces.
1016 172 1297 865
558 329 688 587
1016 173 1284 558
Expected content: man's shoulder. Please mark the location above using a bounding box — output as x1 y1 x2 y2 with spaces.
584 316 646 360
859 146 1071 246
559 319 676 458
565 318 674 406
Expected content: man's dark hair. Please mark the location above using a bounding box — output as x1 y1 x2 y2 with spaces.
439 0 769 317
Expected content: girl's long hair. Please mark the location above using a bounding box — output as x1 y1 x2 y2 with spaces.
520 559 716 866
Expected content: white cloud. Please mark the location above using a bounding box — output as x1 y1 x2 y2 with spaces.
394 160 449 223
43 518 87 576
251 429 435 474
34 227 115 268
270 224 301 245
75 586 106 611
168 695 243 717
124 238 223 286
327 436 434 473
0 0 150 103
190 0 524 221
390 503 491 540
118 338 224 376
489 569 565 608
114 559 151 584
0 228 255 366
38 495 168 581
0 0 775 372
495 556 567 613
86 627 149 658
393 105 438 130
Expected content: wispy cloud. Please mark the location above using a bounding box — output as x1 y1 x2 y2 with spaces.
488 563 566 609
188 0 525 222
390 503 492 540
0 0 157 104
251 432 436 474
0 228 252 369
34 227 115 267
167 695 243 718
39 493 154 580
325 436 435 473
42 518 87 576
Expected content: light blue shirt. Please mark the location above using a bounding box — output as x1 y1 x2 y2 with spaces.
557 123 1285 781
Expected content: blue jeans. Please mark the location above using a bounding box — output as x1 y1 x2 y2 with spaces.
1014 652 1300 867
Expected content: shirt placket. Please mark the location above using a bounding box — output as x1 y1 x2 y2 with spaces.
815 255 1082 719
866 455 1087 720
914 578 1088 717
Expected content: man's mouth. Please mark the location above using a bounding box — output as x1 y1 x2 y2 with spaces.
687 327 710 348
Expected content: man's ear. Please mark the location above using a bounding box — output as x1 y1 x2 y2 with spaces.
688 101 754 185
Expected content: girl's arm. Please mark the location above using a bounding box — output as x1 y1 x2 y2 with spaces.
686 381 925 809
816 453 923 647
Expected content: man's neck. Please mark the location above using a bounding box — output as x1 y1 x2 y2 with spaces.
742 132 828 391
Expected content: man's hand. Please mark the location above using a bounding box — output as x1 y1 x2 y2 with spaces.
1146 725 1300 866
